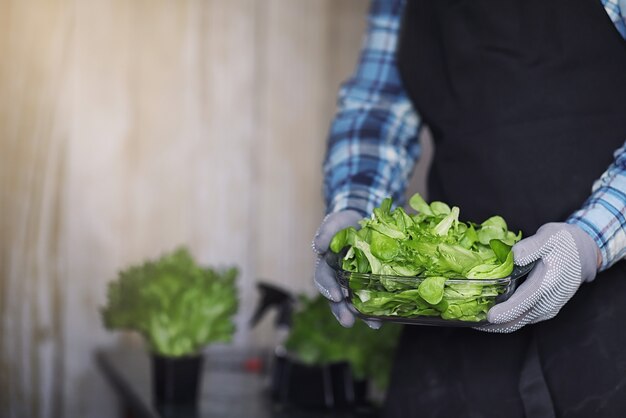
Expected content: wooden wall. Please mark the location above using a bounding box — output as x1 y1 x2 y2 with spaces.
0 1 370 416
0 1 430 417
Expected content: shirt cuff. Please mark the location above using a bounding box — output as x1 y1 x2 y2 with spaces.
326 185 391 217
567 188 626 271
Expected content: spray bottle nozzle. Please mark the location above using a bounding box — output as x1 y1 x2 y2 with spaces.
250 281 294 328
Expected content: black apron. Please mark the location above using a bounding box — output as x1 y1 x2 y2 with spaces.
385 0 626 417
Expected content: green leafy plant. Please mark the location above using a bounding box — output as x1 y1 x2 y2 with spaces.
284 294 402 390
101 247 238 357
330 193 522 322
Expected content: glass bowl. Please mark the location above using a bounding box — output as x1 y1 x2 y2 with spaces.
325 251 535 327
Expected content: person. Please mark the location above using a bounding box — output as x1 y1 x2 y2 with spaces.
312 0 626 416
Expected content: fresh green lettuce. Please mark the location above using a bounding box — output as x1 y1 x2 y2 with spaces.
330 194 521 322
101 247 238 357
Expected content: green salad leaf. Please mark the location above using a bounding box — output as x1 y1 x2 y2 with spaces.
330 194 522 322
284 294 402 389
417 276 447 305
101 247 239 357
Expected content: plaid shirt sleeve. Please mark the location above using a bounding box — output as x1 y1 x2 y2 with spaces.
323 0 421 216
567 0 626 270
605 0 626 37
568 141 626 271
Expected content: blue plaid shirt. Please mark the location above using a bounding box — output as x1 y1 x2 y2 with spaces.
323 0 626 271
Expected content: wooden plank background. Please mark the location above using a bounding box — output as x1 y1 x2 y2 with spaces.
0 1 430 417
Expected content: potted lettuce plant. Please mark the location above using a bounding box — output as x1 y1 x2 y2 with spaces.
101 247 238 406
280 294 402 409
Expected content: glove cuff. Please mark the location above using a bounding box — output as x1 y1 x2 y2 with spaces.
567 223 600 282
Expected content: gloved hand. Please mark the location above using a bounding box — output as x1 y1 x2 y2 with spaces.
312 210 381 329
480 222 600 333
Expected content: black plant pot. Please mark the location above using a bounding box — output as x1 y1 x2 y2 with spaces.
151 354 204 406
270 353 368 409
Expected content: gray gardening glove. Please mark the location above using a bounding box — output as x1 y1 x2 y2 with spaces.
480 222 600 333
312 210 381 329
